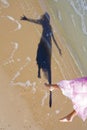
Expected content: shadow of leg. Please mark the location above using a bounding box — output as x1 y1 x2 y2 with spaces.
38 66 41 78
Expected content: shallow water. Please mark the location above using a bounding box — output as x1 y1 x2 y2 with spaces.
42 0 87 75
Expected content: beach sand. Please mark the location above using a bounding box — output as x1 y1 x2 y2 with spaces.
0 0 86 130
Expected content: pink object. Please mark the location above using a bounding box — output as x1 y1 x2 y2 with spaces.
57 77 87 121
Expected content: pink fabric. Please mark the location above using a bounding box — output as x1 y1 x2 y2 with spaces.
57 77 87 121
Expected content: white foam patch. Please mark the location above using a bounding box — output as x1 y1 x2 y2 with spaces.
57 10 62 22
55 110 60 114
31 82 36 94
0 0 10 7
11 80 36 88
7 15 22 31
4 42 19 65
11 80 36 93
41 91 49 106
71 14 76 27
11 80 31 87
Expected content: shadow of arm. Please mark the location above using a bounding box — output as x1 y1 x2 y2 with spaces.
52 32 62 55
20 15 41 24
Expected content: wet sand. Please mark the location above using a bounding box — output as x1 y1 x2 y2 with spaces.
0 0 87 130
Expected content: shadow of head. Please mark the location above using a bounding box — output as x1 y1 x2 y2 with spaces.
41 12 50 23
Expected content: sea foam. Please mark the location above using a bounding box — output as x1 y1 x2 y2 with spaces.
68 0 87 35
7 15 22 31
4 42 19 65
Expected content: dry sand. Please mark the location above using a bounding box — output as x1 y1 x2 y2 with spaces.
0 0 87 130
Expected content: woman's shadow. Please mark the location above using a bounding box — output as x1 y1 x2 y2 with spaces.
21 12 62 84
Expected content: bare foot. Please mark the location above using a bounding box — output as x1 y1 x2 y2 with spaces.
49 87 55 91
44 83 54 91
59 110 77 122
60 117 72 122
